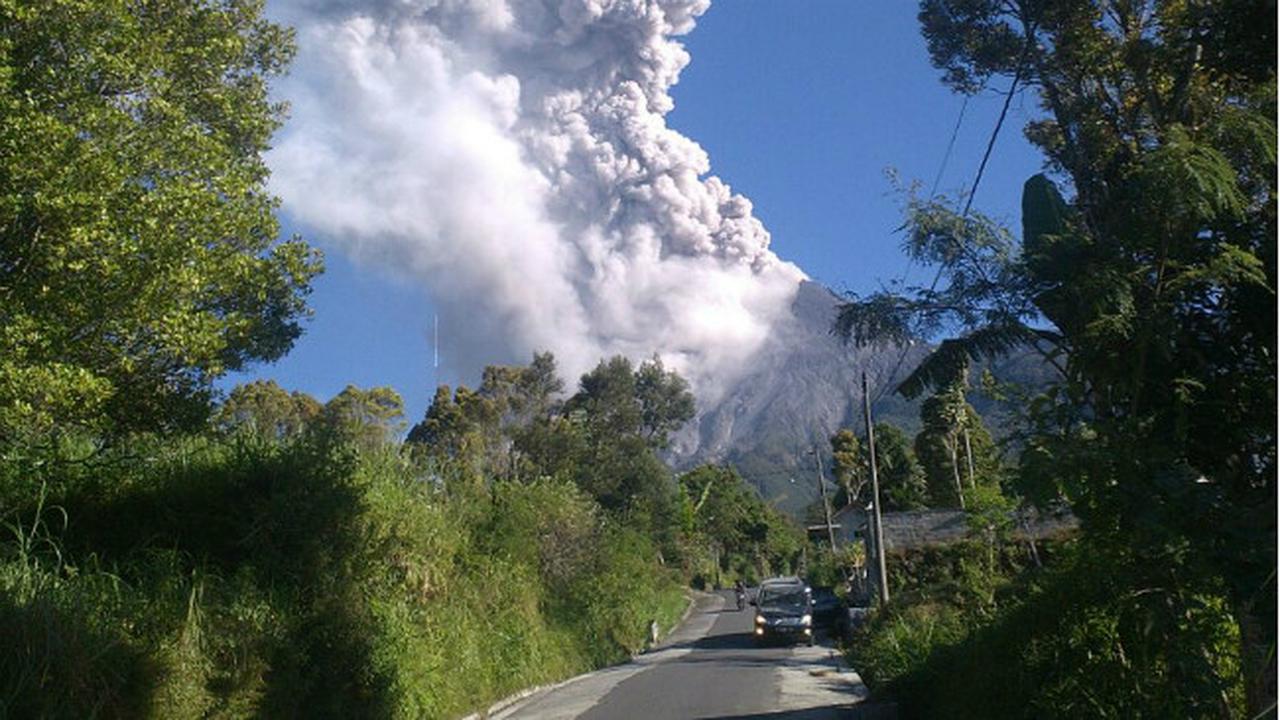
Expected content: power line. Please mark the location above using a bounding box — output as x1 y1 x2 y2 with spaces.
892 94 972 291
869 57 1030 412
871 93 975 412
929 95 971 199
962 63 1027 219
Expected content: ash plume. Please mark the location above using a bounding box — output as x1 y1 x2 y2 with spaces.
268 0 806 400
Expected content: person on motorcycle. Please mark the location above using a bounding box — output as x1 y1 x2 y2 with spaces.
734 579 747 611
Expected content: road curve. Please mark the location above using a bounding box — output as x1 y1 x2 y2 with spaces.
492 591 870 720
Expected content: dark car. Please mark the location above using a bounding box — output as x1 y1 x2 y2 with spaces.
809 587 844 629
752 579 813 646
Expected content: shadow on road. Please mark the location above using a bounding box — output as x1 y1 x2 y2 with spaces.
691 631 757 649
669 630 833 652
693 701 899 720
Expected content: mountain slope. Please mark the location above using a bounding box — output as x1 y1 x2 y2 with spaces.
670 280 1054 516
668 281 925 514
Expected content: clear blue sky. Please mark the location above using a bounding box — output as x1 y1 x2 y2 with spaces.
226 1 1047 425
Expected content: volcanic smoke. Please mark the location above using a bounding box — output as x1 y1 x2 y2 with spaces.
268 0 806 401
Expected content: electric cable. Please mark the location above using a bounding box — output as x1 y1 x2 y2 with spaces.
868 55 1030 412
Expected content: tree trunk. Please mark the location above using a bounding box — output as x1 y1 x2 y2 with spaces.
1021 516 1042 568
1234 597 1277 718
949 437 965 509
962 426 976 490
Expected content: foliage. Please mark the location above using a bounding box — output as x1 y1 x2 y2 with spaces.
828 429 864 509
676 464 802 585
805 543 865 590
551 355 693 524
913 372 1001 509
0 430 688 719
407 353 565 480
868 423 929 512
828 423 928 512
315 384 406 449
212 379 320 440
0 0 322 441
839 1 1275 713
406 353 694 522
852 540 1246 719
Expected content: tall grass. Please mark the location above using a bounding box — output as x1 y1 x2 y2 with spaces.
848 540 1247 719
0 433 687 718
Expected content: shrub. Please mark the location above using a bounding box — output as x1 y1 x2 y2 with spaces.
850 540 1247 719
0 433 688 718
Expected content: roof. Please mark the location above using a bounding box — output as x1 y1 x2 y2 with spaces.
759 576 805 588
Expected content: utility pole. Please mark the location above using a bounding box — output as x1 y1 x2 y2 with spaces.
962 426 977 490
812 448 838 553
862 371 890 606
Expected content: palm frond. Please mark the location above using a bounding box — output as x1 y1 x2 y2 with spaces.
896 321 1035 399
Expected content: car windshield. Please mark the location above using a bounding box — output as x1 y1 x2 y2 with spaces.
758 588 807 610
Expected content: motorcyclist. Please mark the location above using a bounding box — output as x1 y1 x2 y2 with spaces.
734 579 747 611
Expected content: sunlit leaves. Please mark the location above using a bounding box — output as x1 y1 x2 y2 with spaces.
0 0 320 438
862 0 1275 713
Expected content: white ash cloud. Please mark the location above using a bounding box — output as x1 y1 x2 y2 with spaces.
268 0 805 399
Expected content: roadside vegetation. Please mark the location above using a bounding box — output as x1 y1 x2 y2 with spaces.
1 354 803 718
837 2 1275 718
2 409 684 717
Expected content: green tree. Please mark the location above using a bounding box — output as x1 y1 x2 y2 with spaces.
213 379 320 440
829 429 865 510
838 1 1275 712
870 423 929 512
408 353 567 480
678 464 801 582
407 385 477 460
474 352 563 427
914 370 1001 509
0 0 321 439
561 356 695 515
635 356 696 448
317 385 405 448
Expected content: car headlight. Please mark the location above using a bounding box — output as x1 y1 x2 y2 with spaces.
801 614 812 626
755 614 765 625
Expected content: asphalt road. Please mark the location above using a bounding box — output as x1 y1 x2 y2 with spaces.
491 591 875 720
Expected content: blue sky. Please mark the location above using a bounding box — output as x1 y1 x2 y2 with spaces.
227 1 1047 425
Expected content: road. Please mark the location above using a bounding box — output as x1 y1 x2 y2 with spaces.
490 591 880 720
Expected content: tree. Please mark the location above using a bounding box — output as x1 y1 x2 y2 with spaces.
565 356 695 451
407 385 474 458
0 0 321 440
408 353 567 479
838 1 1275 712
475 351 563 427
213 379 320 440
635 356 696 448
829 429 865 509
914 368 1001 509
316 385 405 448
560 356 694 523
678 464 801 581
871 423 929 512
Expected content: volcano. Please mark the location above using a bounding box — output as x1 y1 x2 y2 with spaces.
668 280 1051 515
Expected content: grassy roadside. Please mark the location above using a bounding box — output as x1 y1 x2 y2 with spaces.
0 434 688 719
845 540 1246 719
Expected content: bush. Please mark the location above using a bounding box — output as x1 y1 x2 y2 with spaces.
0 434 688 719
849 540 1247 719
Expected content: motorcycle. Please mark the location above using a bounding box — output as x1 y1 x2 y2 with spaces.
735 588 747 611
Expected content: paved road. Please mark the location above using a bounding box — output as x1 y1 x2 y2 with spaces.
492 591 872 720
